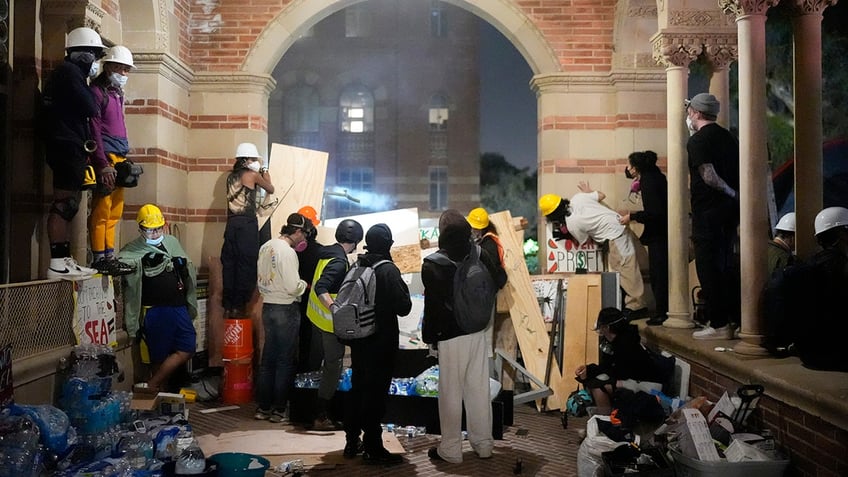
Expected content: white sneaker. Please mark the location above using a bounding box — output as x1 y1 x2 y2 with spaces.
693 325 732 340
47 257 97 281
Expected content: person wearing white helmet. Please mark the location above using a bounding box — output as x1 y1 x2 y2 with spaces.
767 212 797 275
42 27 106 281
793 207 848 371
88 45 137 276
221 142 275 317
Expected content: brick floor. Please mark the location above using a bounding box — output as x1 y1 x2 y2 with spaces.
189 401 589 476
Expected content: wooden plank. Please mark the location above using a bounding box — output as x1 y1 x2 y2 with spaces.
562 274 603 391
489 211 567 411
265 143 329 235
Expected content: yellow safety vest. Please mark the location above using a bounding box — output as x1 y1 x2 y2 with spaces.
306 257 346 332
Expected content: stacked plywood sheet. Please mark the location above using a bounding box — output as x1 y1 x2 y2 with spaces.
489 211 568 411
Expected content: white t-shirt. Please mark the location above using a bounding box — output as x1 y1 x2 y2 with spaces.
565 191 625 245
257 237 307 304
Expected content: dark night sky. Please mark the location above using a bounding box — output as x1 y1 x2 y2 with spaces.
478 21 538 172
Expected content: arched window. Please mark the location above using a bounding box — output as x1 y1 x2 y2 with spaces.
283 85 319 133
339 85 374 133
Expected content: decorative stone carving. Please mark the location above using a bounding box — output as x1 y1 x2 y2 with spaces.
719 0 780 18
669 9 733 27
651 33 701 68
704 32 739 69
787 0 839 15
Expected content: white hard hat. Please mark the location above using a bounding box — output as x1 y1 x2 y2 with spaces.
775 212 796 233
235 142 260 159
814 207 848 235
103 45 134 68
66 27 105 50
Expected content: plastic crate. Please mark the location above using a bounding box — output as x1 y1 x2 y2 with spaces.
668 445 789 477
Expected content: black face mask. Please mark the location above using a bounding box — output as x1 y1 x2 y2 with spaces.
624 168 634 180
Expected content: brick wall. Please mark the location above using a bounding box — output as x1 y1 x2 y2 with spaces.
689 361 848 477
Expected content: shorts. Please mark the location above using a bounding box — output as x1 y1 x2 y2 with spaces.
46 140 88 191
143 306 197 363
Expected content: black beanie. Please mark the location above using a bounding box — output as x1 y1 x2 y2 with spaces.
365 223 394 253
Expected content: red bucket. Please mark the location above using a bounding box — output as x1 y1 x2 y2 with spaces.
222 318 253 361
222 359 254 404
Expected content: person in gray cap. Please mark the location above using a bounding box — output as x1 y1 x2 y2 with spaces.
685 93 741 340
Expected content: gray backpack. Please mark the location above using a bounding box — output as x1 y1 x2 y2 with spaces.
332 260 391 339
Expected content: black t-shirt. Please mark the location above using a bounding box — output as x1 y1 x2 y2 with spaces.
140 246 188 307
687 123 739 213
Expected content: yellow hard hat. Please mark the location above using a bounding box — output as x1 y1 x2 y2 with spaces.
466 207 490 230
137 204 165 228
539 194 562 216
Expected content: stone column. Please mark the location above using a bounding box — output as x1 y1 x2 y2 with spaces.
705 42 737 128
651 34 701 329
720 0 778 356
789 0 836 260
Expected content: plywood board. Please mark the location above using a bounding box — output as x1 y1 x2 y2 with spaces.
489 211 566 411
323 208 422 271
264 143 329 235
562 274 603 389
196 429 403 457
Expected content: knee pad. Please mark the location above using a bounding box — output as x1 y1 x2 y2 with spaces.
51 196 80 221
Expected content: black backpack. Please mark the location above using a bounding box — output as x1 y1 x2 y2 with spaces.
424 244 497 334
763 263 810 357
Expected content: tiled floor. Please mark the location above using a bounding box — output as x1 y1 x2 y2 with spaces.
189 399 589 476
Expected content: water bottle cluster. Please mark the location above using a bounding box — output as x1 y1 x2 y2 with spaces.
0 413 41 477
293 367 354 391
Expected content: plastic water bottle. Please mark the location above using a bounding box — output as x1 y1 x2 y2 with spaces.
174 438 206 474
117 431 154 470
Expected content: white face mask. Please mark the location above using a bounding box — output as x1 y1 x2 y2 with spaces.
247 161 261 172
109 72 128 89
89 62 100 78
686 116 696 134
145 235 164 246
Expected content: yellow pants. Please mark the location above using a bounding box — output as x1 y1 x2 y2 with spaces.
89 153 126 256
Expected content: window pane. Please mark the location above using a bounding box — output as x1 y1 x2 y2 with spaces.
429 166 448 211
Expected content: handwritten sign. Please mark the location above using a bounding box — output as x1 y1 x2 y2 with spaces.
544 224 605 273
73 276 117 347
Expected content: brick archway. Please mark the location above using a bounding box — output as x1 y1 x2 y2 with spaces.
241 0 561 76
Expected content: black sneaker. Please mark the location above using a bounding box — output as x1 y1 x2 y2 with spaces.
362 448 402 466
92 258 135 276
623 307 649 320
646 315 668 326
428 447 446 462
343 438 363 459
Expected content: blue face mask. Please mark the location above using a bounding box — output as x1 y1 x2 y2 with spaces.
109 72 128 88
146 235 164 246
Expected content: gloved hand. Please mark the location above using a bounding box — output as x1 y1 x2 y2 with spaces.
98 166 117 192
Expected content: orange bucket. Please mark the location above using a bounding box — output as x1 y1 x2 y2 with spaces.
222 359 254 404
223 318 253 360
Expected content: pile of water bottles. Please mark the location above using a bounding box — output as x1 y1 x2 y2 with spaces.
293 365 440 398
0 344 209 476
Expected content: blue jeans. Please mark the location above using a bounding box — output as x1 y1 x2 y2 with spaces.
255 302 300 411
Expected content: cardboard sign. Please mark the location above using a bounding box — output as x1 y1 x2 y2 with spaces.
544 223 605 273
73 276 117 347
0 344 12 407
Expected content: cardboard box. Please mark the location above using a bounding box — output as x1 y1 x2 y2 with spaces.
130 391 187 417
674 408 720 462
